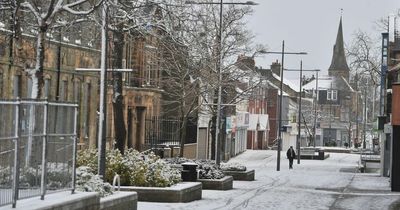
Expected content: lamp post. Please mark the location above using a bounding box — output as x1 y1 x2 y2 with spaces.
98 1 108 177
285 67 320 164
286 61 303 165
258 42 306 171
363 87 367 149
313 71 319 148
185 0 257 166
284 68 319 164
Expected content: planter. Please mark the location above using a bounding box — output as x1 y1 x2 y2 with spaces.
100 192 137 210
197 176 233 190
223 169 255 181
120 182 202 203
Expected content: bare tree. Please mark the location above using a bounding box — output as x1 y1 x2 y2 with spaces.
158 35 203 157
18 0 102 99
160 0 255 158
346 30 380 122
373 9 400 33
347 30 380 84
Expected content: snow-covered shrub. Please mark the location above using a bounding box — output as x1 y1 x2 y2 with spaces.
77 149 181 187
145 159 181 187
46 164 72 189
19 167 40 188
164 157 193 164
195 159 225 179
75 166 113 197
164 158 225 179
0 167 11 186
77 149 98 172
2 164 72 190
105 149 133 186
122 149 149 186
117 149 181 187
220 162 247 171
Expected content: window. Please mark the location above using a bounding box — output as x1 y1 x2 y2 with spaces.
13 75 21 98
0 72 3 98
291 114 297 123
82 83 91 138
340 108 349 122
73 81 81 103
44 79 50 99
27 78 32 98
327 90 337 101
60 80 68 101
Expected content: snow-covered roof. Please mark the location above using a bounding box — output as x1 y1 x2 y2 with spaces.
0 28 100 52
267 81 289 96
272 73 300 92
303 75 354 92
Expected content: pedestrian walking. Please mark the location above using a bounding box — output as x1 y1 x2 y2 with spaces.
286 146 296 169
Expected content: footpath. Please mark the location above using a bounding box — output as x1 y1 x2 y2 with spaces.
140 150 400 210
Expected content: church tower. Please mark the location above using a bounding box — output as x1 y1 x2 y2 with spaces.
328 16 350 81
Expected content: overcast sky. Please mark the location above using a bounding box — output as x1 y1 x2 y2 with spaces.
246 0 399 80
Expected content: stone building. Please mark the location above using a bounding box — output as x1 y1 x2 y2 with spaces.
0 15 163 152
0 27 101 148
105 31 163 151
303 17 357 147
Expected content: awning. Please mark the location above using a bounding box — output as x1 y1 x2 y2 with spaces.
259 114 269 131
247 114 269 131
248 114 258 130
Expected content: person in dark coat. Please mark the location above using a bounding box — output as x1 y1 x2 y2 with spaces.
286 146 296 169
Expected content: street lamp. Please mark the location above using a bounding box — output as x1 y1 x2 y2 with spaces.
185 0 257 166
313 71 319 149
259 42 306 171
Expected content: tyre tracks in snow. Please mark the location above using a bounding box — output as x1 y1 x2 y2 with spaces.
209 173 290 210
328 174 355 210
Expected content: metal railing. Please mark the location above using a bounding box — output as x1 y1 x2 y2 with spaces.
112 174 120 192
144 117 181 150
0 99 78 208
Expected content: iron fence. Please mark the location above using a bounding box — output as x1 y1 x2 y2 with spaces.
144 117 181 150
0 99 78 208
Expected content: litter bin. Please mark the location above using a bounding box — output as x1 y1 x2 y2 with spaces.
181 162 198 182
318 150 325 160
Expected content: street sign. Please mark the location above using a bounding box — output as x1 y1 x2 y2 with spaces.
384 124 392 134
316 128 322 135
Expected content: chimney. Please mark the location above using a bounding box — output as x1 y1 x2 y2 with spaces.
270 60 281 76
236 54 255 70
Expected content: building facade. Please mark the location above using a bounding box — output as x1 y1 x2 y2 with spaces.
0 21 163 151
303 17 357 147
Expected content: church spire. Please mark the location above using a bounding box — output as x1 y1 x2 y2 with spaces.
328 16 350 80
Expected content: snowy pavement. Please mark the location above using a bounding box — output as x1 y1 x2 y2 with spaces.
139 150 400 210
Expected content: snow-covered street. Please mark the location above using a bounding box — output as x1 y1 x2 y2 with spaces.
139 150 400 210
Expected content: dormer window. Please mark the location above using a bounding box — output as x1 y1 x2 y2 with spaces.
327 90 337 101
